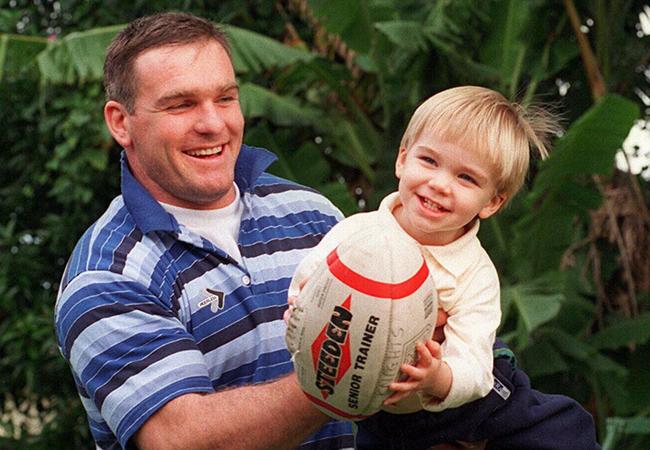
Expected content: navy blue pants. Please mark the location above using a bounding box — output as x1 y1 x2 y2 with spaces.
356 341 600 450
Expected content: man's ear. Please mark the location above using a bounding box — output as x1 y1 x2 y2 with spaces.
395 147 408 179
478 194 507 219
104 100 132 149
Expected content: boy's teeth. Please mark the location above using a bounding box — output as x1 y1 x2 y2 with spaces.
423 198 444 211
186 146 223 156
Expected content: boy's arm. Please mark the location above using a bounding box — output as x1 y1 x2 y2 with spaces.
424 261 502 411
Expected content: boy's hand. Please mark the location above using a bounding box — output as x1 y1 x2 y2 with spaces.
383 340 451 406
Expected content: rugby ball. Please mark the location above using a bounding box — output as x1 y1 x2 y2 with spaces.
285 225 437 421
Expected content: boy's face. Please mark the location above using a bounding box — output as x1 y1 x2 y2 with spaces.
394 131 506 246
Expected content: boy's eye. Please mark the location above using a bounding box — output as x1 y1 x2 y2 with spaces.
420 156 437 165
459 173 477 185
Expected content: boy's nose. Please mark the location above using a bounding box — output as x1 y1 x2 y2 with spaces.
428 174 452 195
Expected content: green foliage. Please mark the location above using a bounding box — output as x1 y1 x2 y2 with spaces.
1 0 649 447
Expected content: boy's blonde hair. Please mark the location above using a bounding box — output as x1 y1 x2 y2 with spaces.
399 86 561 200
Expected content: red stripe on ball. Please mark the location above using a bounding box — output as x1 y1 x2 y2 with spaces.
326 247 429 299
302 390 370 421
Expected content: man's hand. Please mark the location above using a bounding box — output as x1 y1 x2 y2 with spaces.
283 294 298 323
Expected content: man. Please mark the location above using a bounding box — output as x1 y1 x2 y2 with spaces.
55 12 352 449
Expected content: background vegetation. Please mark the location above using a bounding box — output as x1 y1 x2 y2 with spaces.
1 0 649 448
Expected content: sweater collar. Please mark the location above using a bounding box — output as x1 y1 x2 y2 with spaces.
378 192 482 278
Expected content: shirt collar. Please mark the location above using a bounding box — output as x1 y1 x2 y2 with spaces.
121 144 277 234
378 192 482 278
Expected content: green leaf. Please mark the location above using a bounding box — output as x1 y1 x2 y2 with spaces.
0 33 47 83
375 21 428 52
590 313 650 350
520 340 569 377
512 189 587 275
36 25 122 84
308 0 361 35
319 181 357 217
307 0 374 53
479 0 531 93
502 275 564 334
328 119 375 181
426 34 501 85
534 95 640 192
225 25 316 74
239 82 322 127
544 329 628 377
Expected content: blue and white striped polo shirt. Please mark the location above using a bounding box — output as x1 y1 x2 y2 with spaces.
55 145 354 449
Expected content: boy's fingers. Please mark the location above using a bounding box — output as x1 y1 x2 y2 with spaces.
383 390 413 405
388 379 420 392
425 340 442 359
416 342 433 366
399 363 425 380
435 308 449 328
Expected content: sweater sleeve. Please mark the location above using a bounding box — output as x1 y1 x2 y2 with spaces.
422 259 501 411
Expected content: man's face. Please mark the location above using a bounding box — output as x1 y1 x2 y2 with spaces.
393 131 505 246
112 40 245 210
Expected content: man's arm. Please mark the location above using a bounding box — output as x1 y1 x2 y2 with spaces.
135 373 329 450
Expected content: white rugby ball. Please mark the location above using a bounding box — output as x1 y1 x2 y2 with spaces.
285 224 437 421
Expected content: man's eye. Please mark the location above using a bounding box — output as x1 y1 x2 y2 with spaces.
169 102 191 110
217 96 236 103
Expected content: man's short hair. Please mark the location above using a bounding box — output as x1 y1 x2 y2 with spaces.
399 86 561 200
104 12 231 112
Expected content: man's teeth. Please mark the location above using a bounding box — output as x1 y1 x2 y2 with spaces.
186 146 223 157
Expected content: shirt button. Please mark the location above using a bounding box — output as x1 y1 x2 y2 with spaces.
242 275 251 286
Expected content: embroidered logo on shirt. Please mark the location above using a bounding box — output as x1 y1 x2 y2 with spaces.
197 288 225 312
493 376 511 400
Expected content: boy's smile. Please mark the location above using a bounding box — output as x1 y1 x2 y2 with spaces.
393 132 506 246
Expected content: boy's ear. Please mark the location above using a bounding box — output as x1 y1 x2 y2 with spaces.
104 100 133 149
478 194 507 219
395 147 408 179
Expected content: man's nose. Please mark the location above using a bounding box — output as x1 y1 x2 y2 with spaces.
194 102 226 135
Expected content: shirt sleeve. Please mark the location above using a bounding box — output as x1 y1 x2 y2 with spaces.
55 270 214 448
422 259 501 411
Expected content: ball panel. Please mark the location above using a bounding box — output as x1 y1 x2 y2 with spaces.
286 224 438 421
326 247 431 299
